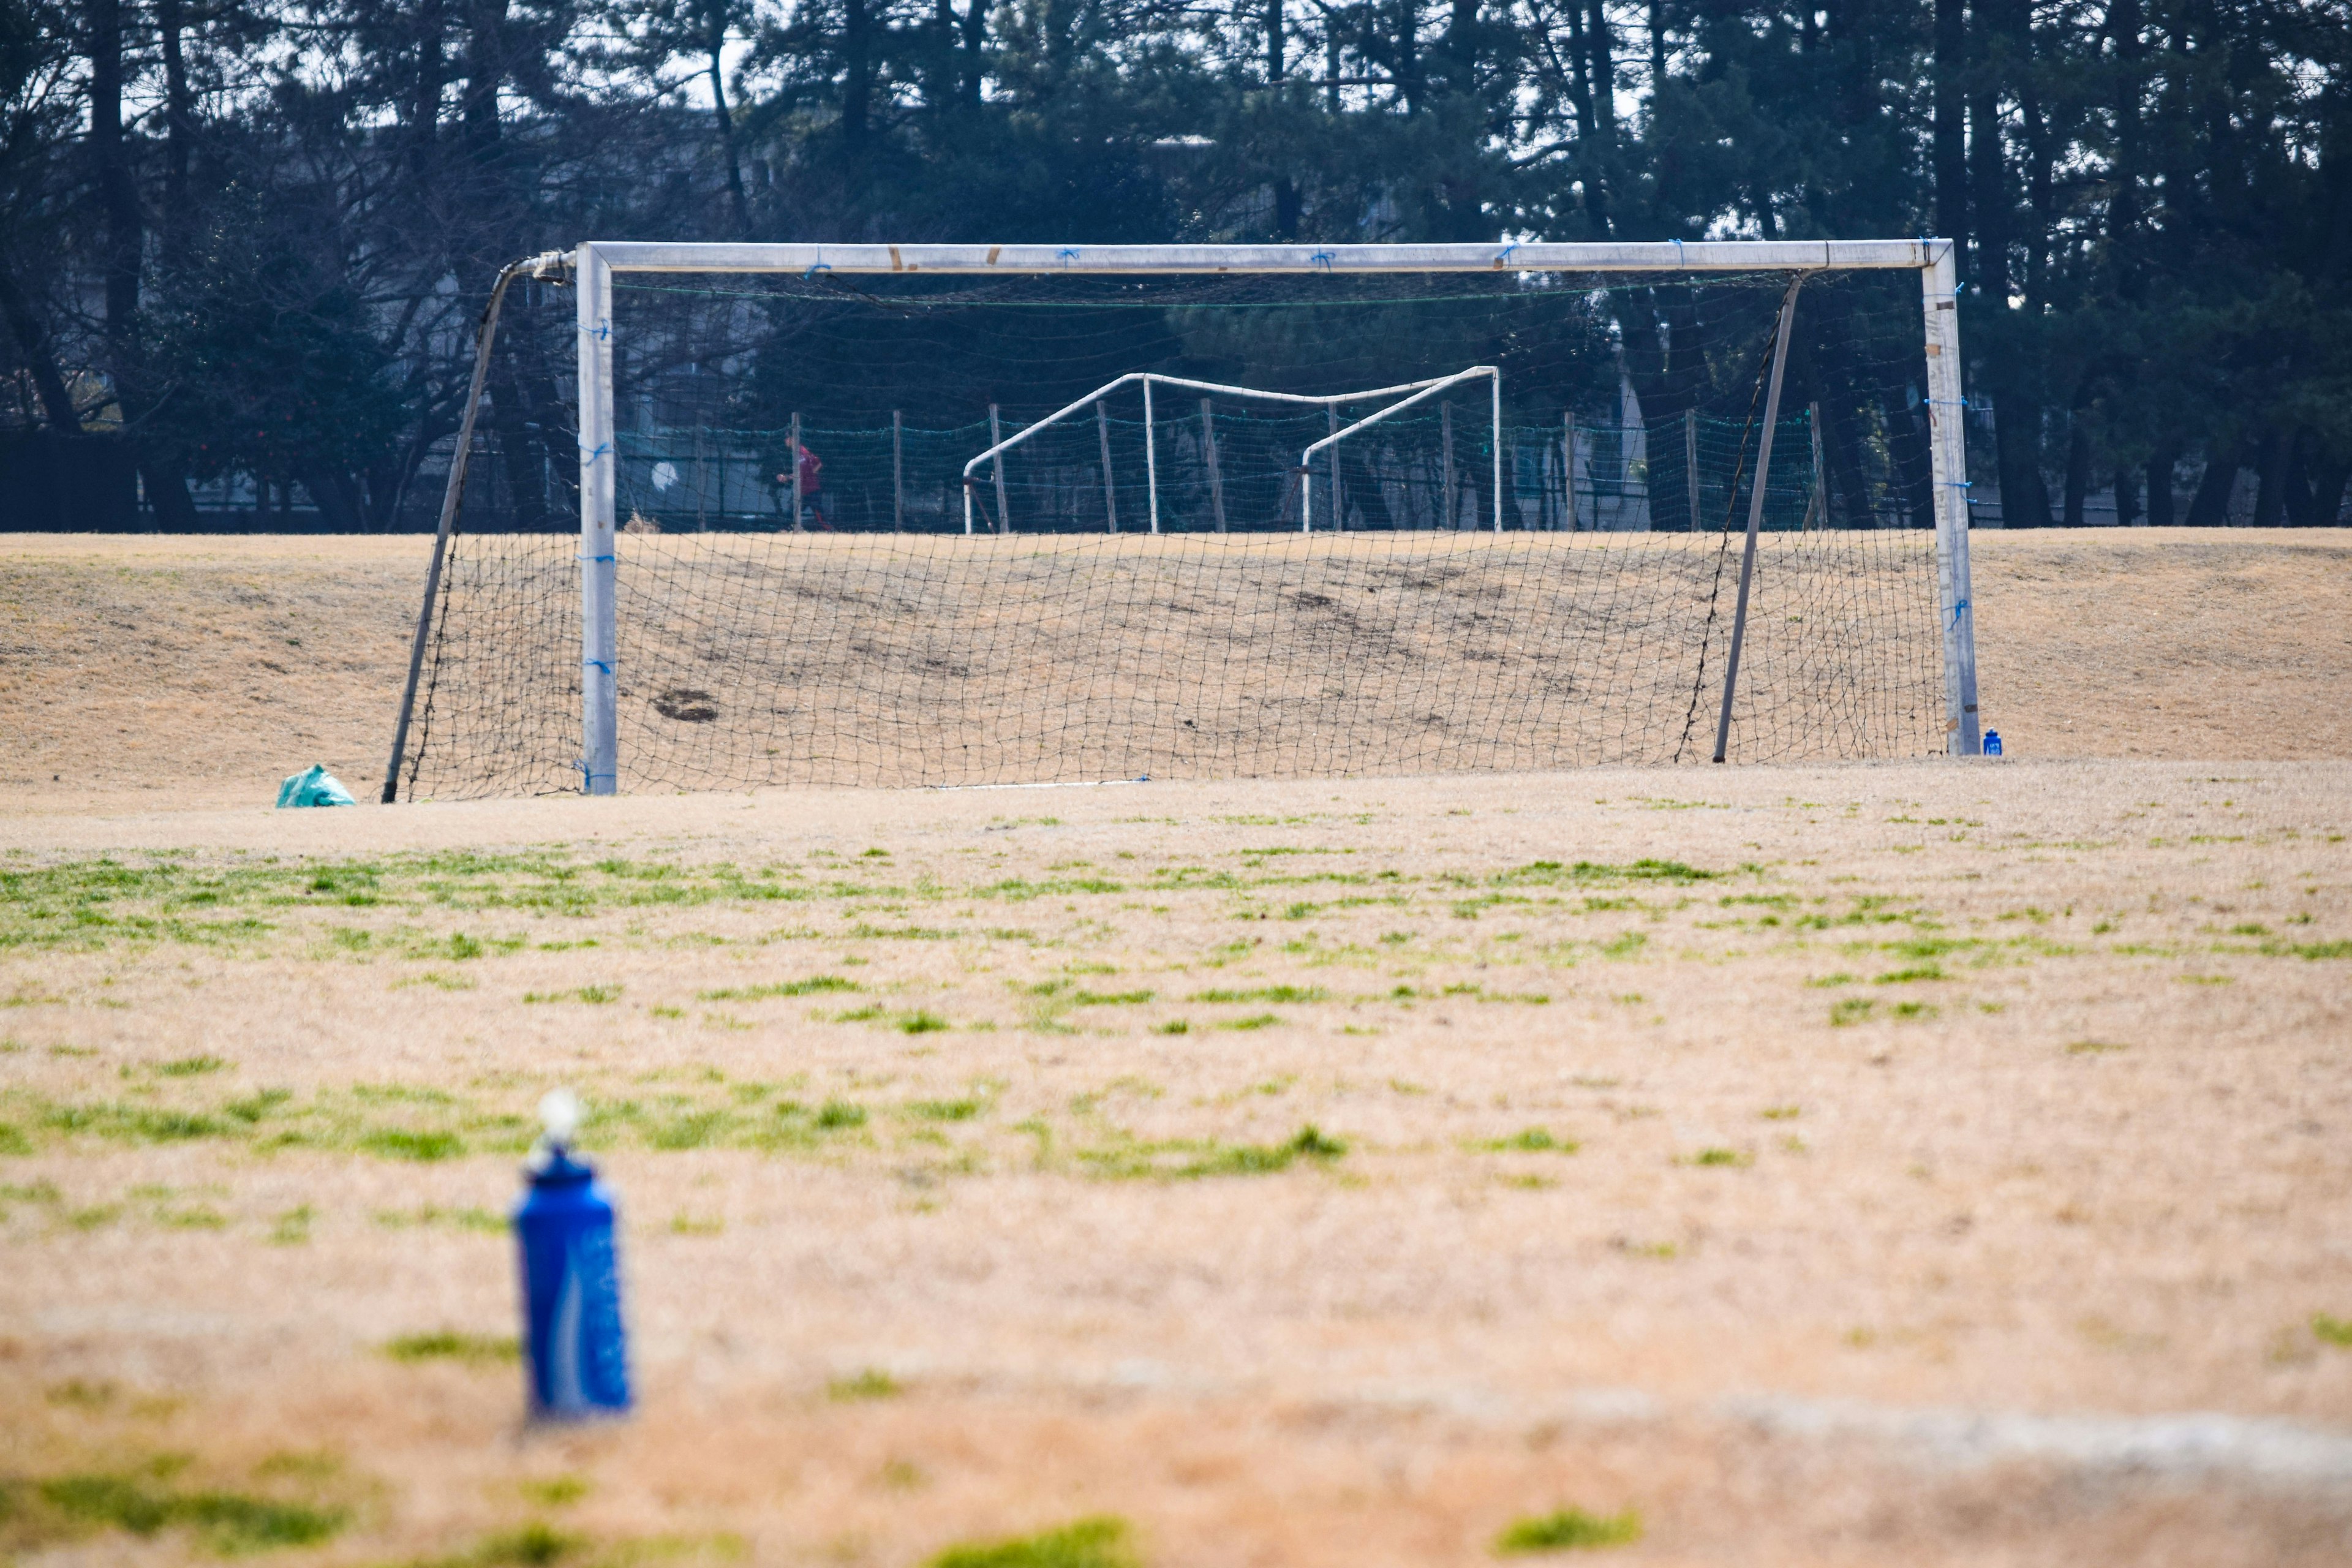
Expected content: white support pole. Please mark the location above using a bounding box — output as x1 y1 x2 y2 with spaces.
1923 244 1983 755
576 243 617 797
1491 369 1503 531
1097 401 1117 532
1143 379 1159 534
892 409 903 532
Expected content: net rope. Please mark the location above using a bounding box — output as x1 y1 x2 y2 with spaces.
401 268 1944 798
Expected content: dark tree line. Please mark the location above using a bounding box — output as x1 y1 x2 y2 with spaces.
1 0 2345 527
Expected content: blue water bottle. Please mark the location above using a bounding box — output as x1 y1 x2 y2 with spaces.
513 1090 631 1419
1983 728 2003 757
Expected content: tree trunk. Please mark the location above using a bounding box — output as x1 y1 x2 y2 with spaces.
1933 0 1966 258
2144 445 2177 527
157 0 195 264
2182 444 2238 527
2113 465 2139 526
0 266 83 432
706 2 753 232
2061 399 2091 527
2248 426 2288 528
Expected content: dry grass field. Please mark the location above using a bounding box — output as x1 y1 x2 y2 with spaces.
2 530 2350 1567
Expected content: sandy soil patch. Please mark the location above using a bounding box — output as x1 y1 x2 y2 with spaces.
2 760 2348 1564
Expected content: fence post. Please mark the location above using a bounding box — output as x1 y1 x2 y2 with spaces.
789 412 803 532
1327 403 1341 530
1441 400 1455 529
1097 401 1118 532
1686 409 1702 532
989 404 1009 534
892 410 903 532
1563 412 1578 530
1201 398 1227 533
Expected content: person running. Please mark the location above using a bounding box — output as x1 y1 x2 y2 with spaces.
775 441 827 529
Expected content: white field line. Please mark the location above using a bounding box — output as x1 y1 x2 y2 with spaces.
829 1354 2352 1492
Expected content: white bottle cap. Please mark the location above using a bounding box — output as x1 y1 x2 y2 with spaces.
538 1088 582 1147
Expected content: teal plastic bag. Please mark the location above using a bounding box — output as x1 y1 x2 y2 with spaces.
276 765 356 809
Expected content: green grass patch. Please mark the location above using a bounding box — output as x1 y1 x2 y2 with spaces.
1683 1148 1752 1168
375 1204 505 1233
383 1330 520 1365
1493 1506 1643 1553
898 1011 951 1035
905 1098 981 1121
1474 1128 1578 1154
31 1471 348 1554
2313 1314 2352 1347
1872 965 1944 984
361 1128 464 1162
1072 990 1154 1006
156 1055 228 1077
1188 984 1328 1004
827 1368 902 1401
1216 1013 1283 1031
516 1476 592 1508
1829 998 1875 1027
1152 1019 1191 1035
929 1515 1136 1568
2066 1040 2127 1055
1079 1125 1345 1180
1494 859 1714 887
521 986 620 1005
697 975 859 1000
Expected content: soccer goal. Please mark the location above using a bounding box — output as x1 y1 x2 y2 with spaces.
385 241 1981 802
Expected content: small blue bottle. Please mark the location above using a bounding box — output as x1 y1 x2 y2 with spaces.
513 1090 631 1419
1983 728 2003 757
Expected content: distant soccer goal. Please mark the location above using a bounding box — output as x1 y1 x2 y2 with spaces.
385 241 1982 802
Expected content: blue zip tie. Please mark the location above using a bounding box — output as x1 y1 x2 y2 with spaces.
1309 249 1335 270
580 552 615 564
1496 243 1518 266
583 318 611 341
583 659 613 673
1672 238 1685 266
1945 480 1973 488
1056 247 1080 263
579 441 612 461
1950 598 1969 625
1927 398 1969 407
802 262 831 280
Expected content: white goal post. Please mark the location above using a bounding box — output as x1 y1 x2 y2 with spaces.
959 366 1502 535
561 239 1981 796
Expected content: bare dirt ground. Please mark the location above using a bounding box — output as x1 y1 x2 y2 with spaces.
2 529 2348 814
1 532 2349 1566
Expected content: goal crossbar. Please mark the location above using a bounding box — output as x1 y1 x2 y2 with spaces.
579 239 1944 276
545 238 1980 797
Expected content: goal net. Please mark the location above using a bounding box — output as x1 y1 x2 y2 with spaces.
388 242 1979 801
